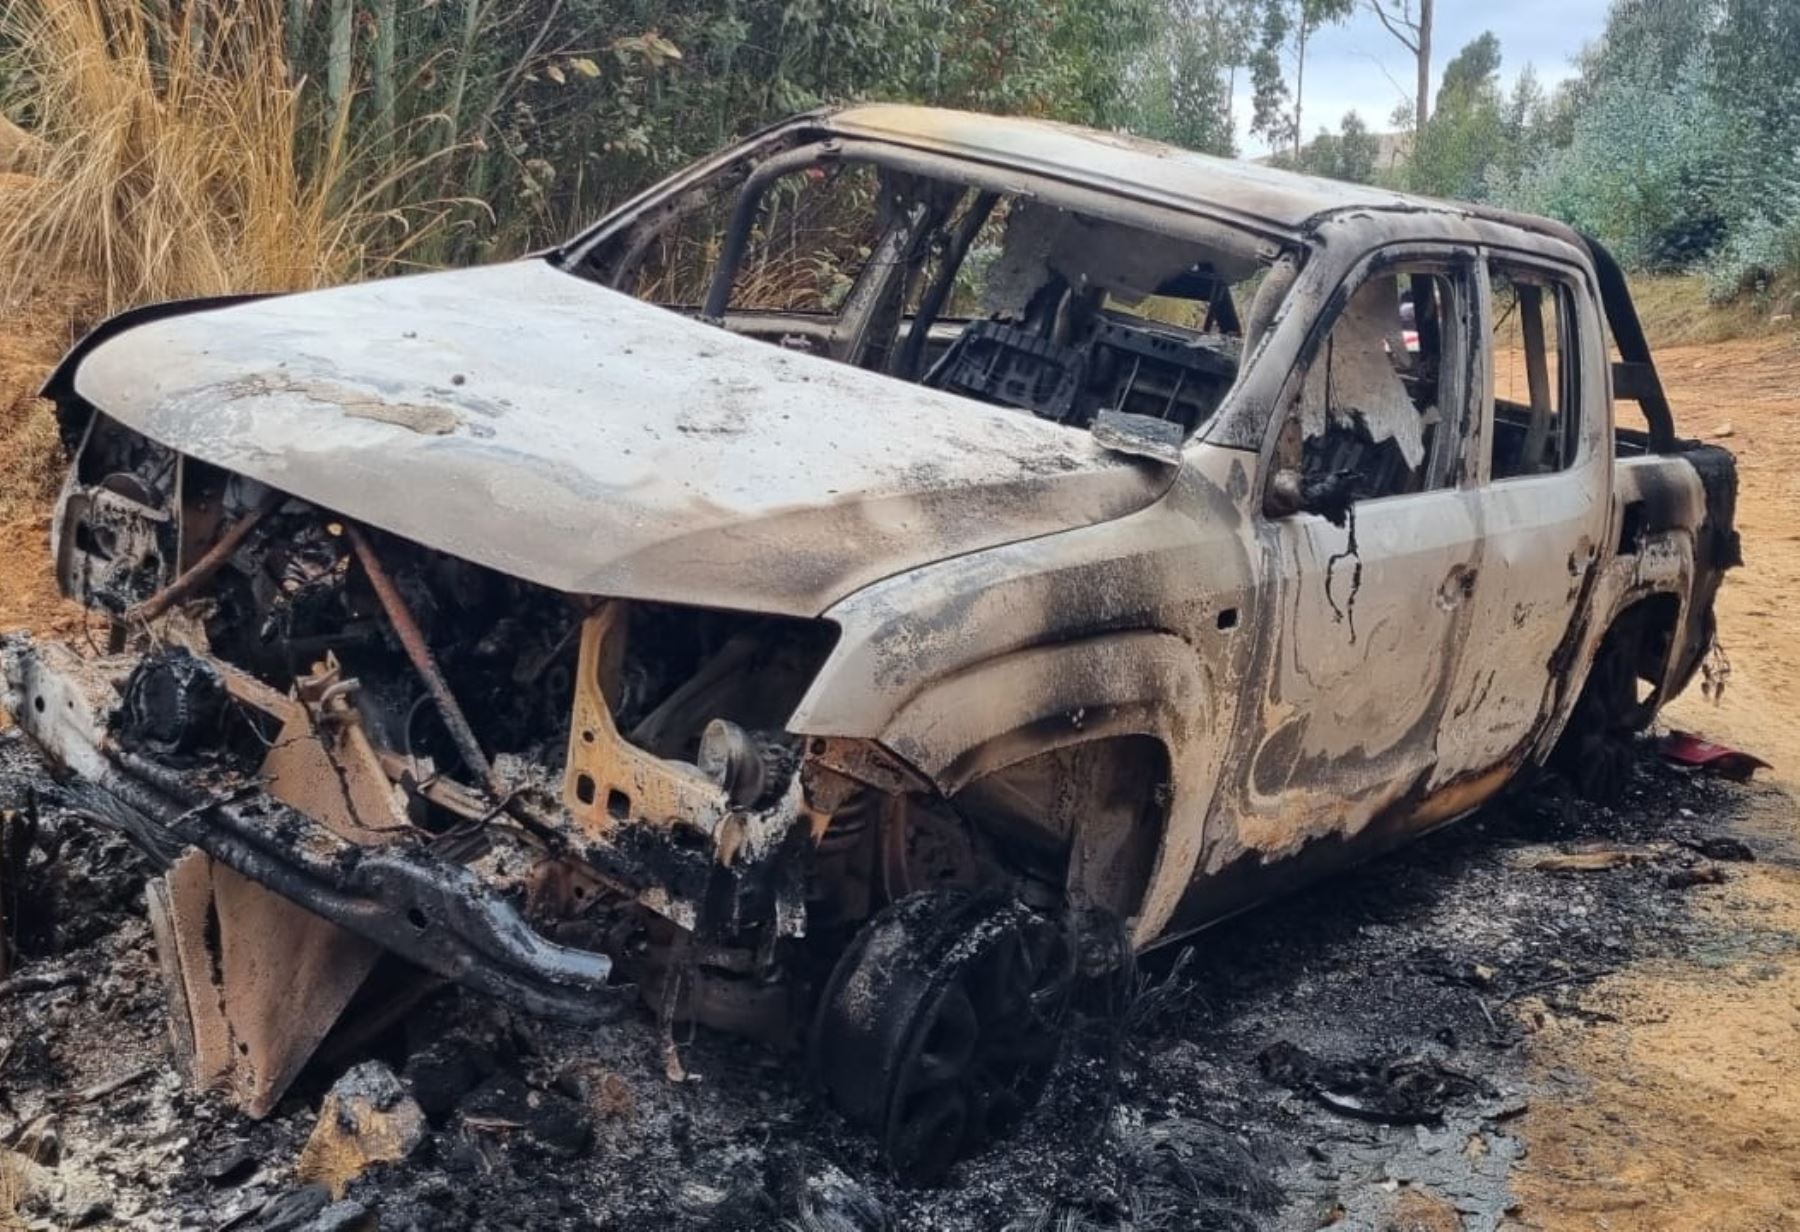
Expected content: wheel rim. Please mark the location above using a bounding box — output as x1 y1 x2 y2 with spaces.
811 892 1076 1183
878 793 983 900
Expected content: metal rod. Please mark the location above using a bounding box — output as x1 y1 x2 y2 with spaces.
125 487 287 625
344 523 500 795
899 189 997 381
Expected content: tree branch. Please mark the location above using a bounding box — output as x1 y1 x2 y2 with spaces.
1366 0 1419 55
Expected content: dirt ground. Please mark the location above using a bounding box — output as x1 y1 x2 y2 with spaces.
0 322 1795 1230
1659 336 1800 774
1511 333 1800 1232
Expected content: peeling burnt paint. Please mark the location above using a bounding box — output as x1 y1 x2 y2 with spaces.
65 261 1169 619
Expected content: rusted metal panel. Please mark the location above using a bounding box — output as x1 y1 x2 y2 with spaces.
156 854 382 1118
563 604 730 840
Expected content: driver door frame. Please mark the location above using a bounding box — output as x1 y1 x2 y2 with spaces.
1235 240 1491 845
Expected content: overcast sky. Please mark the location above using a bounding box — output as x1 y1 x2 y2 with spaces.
1231 0 1614 154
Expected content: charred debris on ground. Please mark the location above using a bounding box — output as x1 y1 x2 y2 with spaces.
0 731 1779 1231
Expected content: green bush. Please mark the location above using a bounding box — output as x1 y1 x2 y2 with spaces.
1487 0 1800 295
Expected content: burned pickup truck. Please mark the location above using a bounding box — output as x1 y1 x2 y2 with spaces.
4 106 1737 1179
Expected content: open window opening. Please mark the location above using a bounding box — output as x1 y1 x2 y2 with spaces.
571 138 1284 439
1265 263 1462 520
1490 266 1580 479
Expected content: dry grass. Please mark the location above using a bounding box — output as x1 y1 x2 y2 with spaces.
1630 272 1800 350
0 0 470 579
0 1152 26 1232
0 0 457 314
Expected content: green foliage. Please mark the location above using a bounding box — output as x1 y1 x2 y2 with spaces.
1249 0 1355 155
1440 0 1800 298
266 0 1224 261
1403 31 1506 201
1436 31 1499 100
1295 110 1377 183
1502 52 1734 269
1129 0 1247 156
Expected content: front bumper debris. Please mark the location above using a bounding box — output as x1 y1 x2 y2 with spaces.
2 635 628 1065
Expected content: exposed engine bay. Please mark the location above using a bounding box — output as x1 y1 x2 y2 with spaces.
21 392 1129 1177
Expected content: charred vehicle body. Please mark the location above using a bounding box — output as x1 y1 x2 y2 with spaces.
4 107 1737 1178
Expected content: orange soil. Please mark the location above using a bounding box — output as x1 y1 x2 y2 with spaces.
1512 334 1800 1231
0 287 91 638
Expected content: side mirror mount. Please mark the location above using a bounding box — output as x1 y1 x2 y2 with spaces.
1265 466 1305 518
1264 466 1358 527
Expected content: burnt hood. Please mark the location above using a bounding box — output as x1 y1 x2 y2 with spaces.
57 259 1172 617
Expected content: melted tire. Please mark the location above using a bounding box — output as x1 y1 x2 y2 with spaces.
810 891 1075 1184
1553 614 1652 803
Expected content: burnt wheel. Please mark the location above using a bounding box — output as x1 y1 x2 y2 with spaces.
1554 612 1658 802
810 891 1075 1183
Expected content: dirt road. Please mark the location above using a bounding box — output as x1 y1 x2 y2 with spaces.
1512 334 1800 1231
1660 336 1800 776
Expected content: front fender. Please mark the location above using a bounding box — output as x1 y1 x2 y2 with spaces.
867 629 1225 947
880 630 1202 791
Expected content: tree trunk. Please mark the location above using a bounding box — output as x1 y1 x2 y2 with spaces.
372 0 398 164
287 0 309 84
444 0 487 146
1416 0 1433 136
1293 10 1309 161
326 0 353 121
1227 60 1238 153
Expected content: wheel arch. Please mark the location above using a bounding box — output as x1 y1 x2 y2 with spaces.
873 630 1221 944
1578 571 1694 732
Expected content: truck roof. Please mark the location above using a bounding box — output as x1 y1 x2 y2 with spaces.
823 103 1577 246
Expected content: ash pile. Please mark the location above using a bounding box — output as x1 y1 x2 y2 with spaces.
1 713 1772 1231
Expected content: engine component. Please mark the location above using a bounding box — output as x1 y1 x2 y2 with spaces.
120 649 226 758
696 719 799 809
56 483 174 615
127 487 286 626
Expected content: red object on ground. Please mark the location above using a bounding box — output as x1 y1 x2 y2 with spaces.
1658 731 1772 781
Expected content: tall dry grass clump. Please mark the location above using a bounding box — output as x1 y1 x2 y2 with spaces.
0 1151 26 1232
0 0 462 552
0 0 443 313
